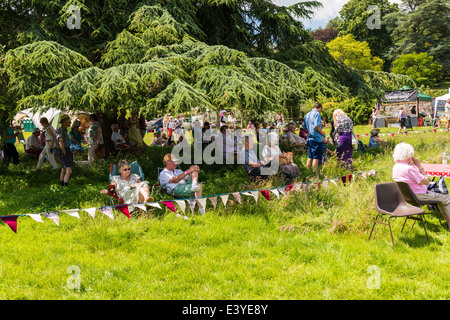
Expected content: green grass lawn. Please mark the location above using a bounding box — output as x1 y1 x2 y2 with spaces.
0 125 449 299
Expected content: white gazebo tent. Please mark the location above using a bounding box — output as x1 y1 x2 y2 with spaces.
432 88 450 123
14 107 91 131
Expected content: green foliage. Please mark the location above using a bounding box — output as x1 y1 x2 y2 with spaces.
385 0 450 79
392 52 442 87
338 0 399 70
326 34 384 71
322 98 374 125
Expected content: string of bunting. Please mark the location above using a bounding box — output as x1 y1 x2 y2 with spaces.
356 128 447 139
0 167 389 233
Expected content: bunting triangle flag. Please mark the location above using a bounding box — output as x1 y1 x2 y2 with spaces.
1 216 18 233
341 175 348 186
43 212 60 226
27 214 43 223
117 205 130 219
198 198 207 211
232 192 242 204
368 170 376 176
209 197 218 210
135 204 147 212
270 189 280 199
286 185 294 193
147 202 162 209
391 133 395 137
250 191 259 203
98 207 114 220
316 182 321 190
175 200 186 214
220 194 229 207
188 199 196 214
348 174 353 185
84 207 97 219
330 179 338 187
323 180 329 191
361 172 367 179
63 209 80 219
278 187 287 197
260 190 270 201
161 201 176 213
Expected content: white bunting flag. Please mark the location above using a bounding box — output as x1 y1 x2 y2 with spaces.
323 180 329 192
209 197 218 210
278 187 287 197
98 207 114 220
220 194 229 207
188 199 196 214
84 207 97 218
43 212 59 226
232 192 242 204
63 209 80 219
27 214 43 223
330 179 338 187
368 170 376 177
250 191 259 203
147 202 162 209
135 204 147 212
175 200 186 214
270 188 280 199
240 192 252 196
198 198 207 211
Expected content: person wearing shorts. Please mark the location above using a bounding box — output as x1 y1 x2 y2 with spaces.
56 114 74 187
158 153 205 215
303 103 325 171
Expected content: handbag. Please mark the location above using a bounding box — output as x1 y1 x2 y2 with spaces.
427 175 448 194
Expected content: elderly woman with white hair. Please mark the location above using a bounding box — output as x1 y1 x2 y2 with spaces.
392 142 450 228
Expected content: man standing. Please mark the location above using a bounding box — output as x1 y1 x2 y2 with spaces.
56 114 74 186
303 102 326 171
3 122 20 165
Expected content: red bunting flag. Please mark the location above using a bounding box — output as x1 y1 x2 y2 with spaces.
341 175 352 186
161 201 176 213
1 216 18 233
260 190 270 201
286 185 293 193
117 205 130 219
348 174 352 185
391 133 395 137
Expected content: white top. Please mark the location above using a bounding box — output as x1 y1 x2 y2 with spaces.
111 131 126 146
168 121 176 129
159 168 188 193
262 145 281 161
44 125 56 141
25 134 40 150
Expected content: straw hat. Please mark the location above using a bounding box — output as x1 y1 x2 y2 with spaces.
370 128 380 137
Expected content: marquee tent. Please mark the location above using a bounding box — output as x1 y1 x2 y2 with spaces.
432 88 450 121
14 107 91 131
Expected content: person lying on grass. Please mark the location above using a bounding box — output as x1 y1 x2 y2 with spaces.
392 142 450 228
159 153 205 215
101 160 150 212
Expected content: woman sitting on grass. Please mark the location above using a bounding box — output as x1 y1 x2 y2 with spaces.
392 142 450 228
101 160 151 212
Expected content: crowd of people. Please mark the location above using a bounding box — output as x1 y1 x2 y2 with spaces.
2 104 450 225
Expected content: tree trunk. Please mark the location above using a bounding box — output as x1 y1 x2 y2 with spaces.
98 110 118 157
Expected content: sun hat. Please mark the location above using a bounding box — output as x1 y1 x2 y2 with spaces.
370 128 380 137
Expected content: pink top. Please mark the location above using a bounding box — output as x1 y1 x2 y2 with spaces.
392 161 427 194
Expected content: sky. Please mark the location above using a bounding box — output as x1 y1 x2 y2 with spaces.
274 0 403 30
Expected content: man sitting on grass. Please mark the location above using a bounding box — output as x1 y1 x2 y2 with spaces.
159 153 205 214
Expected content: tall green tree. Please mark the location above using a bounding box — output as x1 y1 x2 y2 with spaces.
338 0 399 71
392 52 442 87
385 0 450 79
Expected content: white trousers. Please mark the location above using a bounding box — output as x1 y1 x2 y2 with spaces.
88 143 97 163
37 141 58 169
